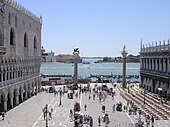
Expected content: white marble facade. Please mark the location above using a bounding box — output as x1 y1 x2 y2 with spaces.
140 40 170 98
0 0 42 111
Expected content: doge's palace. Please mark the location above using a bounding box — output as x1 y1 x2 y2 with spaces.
0 0 42 111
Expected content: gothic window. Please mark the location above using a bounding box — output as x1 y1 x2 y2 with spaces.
8 12 11 24
15 15 17 27
34 36 37 49
24 32 28 47
10 28 15 45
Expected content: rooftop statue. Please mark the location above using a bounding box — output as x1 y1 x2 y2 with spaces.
123 45 126 51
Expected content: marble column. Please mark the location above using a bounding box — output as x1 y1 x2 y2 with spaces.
3 99 7 111
159 58 162 71
3 94 8 111
10 97 13 108
24 89 28 100
155 59 158 71
163 58 166 72
15 92 19 105
168 59 170 73
20 91 24 102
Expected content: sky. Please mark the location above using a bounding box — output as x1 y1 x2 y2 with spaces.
15 0 170 57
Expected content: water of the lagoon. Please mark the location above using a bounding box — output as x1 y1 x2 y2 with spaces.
40 62 140 81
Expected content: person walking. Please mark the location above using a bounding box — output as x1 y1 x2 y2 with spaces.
49 111 52 120
102 105 106 113
90 116 93 127
151 115 154 127
84 104 87 111
98 116 101 126
112 104 115 113
0 112 5 120
93 94 95 100
69 109 73 122
104 114 109 127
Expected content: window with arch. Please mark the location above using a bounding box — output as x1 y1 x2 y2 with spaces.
24 32 28 47
8 12 11 24
10 28 15 45
34 36 37 49
15 15 17 27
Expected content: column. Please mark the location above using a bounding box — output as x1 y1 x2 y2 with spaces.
4 72 7 81
9 91 14 108
146 59 148 70
20 92 23 102
152 59 154 70
28 85 32 98
3 99 7 111
140 58 143 69
168 59 170 73
15 92 19 105
155 59 158 71
163 58 166 72
10 97 14 108
3 94 8 111
149 59 151 70
144 59 146 69
24 88 28 100
159 58 162 71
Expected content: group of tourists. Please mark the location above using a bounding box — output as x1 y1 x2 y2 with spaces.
42 104 53 120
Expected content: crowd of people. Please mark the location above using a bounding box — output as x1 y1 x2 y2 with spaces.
41 83 156 127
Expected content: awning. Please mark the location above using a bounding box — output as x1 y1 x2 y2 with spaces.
160 83 168 91
157 88 162 91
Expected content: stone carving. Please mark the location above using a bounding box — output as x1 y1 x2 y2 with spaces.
0 2 5 14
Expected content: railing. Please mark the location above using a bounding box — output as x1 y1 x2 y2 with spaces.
0 73 40 88
0 46 6 56
141 44 170 53
140 69 170 77
5 0 41 22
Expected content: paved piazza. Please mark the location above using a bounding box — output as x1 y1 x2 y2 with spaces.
0 83 169 127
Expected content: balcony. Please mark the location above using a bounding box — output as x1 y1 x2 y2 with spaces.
140 69 170 80
0 73 41 88
0 46 6 56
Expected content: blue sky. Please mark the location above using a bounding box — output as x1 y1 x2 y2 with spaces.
15 0 170 57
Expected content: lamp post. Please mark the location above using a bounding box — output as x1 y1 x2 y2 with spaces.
59 89 62 106
45 104 48 127
73 48 80 90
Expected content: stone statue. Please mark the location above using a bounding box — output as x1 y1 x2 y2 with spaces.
123 45 126 51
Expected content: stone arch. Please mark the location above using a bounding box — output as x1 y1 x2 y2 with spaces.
0 28 4 46
0 89 8 111
10 28 15 45
34 35 37 49
24 32 28 47
19 85 24 103
13 86 20 106
23 82 28 100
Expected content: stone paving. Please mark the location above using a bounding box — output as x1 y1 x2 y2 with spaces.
0 83 169 127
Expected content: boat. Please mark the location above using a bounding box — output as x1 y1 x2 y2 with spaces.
82 61 91 64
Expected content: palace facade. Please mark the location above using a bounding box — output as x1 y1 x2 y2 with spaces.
0 0 42 111
140 40 170 98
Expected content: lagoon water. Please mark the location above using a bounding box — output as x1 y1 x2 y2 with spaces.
40 62 140 79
